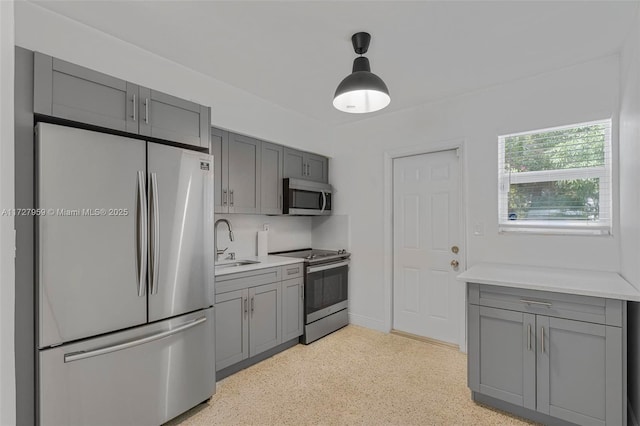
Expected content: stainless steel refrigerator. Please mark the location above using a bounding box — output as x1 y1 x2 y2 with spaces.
36 123 215 425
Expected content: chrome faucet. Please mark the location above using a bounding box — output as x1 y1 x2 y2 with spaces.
214 218 234 261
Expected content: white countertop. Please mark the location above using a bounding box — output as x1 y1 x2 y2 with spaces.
457 262 640 301
214 255 304 277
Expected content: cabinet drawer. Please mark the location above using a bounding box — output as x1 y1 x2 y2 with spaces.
468 283 622 327
216 267 280 294
281 263 303 280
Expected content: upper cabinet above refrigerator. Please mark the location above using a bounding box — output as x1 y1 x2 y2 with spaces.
33 52 210 149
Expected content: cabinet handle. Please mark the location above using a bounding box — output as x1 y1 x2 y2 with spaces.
287 267 299 275
301 284 304 299
222 189 228 206
541 326 545 353
243 297 248 318
527 324 531 351
144 98 149 123
520 299 552 307
132 94 136 121
251 296 254 314
230 190 234 206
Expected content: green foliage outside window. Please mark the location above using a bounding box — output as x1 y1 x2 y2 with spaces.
504 124 606 221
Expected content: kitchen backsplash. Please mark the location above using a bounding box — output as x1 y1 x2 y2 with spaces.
215 214 312 258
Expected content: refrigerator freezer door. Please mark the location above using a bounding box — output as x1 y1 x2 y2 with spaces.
39 307 215 426
147 143 214 322
37 123 147 348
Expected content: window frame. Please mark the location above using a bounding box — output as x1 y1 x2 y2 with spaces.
498 119 612 235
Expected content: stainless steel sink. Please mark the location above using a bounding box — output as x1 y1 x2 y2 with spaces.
215 260 261 270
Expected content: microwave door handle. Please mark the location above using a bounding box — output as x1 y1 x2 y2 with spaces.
321 191 327 213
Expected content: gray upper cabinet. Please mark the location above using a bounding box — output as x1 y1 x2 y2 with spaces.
211 127 229 213
34 52 210 149
211 129 261 214
284 147 328 183
227 133 261 214
282 277 303 342
306 153 328 183
261 142 284 214
34 53 138 134
284 147 306 179
468 283 625 426
138 87 209 148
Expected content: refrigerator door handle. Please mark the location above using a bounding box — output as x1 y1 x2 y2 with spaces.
150 172 160 295
64 316 207 363
136 171 148 297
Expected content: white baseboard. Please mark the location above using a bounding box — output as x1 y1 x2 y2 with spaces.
348 312 387 332
629 399 639 426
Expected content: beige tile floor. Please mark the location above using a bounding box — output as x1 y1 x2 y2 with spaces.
167 325 535 425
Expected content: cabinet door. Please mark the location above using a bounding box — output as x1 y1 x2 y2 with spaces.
34 53 138 134
211 127 229 213
215 289 249 371
468 305 536 410
536 316 622 426
305 153 328 183
138 87 210 148
228 133 261 214
249 282 281 356
282 278 303 341
284 147 306 180
261 141 283 214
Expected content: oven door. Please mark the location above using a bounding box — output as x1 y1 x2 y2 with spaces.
305 261 349 323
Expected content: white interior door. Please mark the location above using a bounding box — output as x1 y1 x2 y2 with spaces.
393 150 461 344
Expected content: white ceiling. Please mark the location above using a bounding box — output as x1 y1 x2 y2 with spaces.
32 1 639 126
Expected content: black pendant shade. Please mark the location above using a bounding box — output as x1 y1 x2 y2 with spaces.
333 32 390 113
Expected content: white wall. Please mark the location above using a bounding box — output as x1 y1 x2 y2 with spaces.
0 1 16 424
618 7 640 424
14 1 330 155
620 10 640 290
215 214 312 259
331 55 621 332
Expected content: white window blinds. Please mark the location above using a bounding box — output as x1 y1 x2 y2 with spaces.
498 119 612 234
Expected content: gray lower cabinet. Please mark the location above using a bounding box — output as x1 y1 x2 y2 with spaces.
215 264 303 372
34 52 210 149
282 277 304 342
214 289 248 370
284 147 328 183
249 282 281 356
214 282 279 371
469 306 535 410
468 283 625 426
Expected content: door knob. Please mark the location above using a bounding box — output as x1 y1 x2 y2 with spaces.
450 260 459 269
451 246 459 254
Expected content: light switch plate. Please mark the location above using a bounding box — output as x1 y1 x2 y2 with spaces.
473 222 484 236
263 223 270 232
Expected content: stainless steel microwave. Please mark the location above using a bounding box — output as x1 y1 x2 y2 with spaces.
283 178 332 215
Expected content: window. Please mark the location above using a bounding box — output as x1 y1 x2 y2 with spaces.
498 119 612 235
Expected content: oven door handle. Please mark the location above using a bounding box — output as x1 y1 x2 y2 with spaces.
307 260 350 274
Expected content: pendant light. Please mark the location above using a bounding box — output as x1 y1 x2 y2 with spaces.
333 32 390 114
